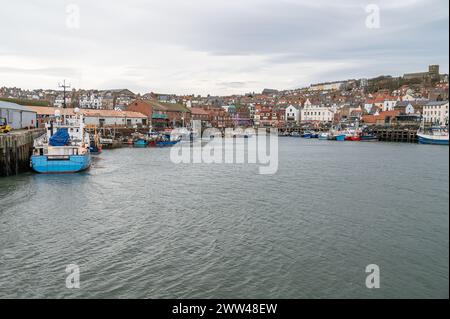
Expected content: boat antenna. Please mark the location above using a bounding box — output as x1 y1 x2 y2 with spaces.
59 80 71 109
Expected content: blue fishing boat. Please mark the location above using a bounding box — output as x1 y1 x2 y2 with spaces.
134 139 148 147
335 134 346 141
156 140 179 147
31 109 91 174
155 133 181 147
301 132 313 139
89 144 102 154
417 126 449 145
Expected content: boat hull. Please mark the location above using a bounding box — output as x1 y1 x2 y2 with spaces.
417 134 449 145
134 140 148 147
360 136 379 142
335 135 346 141
89 145 102 154
156 141 179 147
31 155 91 174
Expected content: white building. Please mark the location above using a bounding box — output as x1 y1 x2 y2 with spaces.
364 102 375 114
301 102 335 123
383 98 399 112
405 103 415 114
54 95 72 108
79 94 103 109
285 105 300 123
83 110 148 127
422 101 449 125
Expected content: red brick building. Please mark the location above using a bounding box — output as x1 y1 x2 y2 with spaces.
127 99 191 129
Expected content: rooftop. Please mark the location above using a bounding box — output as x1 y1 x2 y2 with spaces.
0 101 36 113
27 106 147 118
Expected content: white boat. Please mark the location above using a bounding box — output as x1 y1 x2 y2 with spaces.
318 133 329 140
417 126 449 145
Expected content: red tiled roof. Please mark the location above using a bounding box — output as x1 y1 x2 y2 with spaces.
190 107 209 115
27 106 146 118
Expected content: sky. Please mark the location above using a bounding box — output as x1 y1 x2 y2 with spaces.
0 0 448 95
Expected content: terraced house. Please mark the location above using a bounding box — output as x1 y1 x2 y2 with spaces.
422 101 449 125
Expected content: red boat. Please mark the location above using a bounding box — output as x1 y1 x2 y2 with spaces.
350 136 361 141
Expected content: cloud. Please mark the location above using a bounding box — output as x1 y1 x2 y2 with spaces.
0 0 448 95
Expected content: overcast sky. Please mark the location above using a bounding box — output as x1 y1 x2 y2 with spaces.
0 0 448 95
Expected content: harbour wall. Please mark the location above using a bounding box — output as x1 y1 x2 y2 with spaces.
367 127 419 143
92 126 421 144
0 129 45 177
280 125 420 143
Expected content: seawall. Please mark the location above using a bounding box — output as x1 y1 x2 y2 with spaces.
0 129 45 177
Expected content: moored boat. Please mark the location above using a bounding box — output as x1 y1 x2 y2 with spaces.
150 133 182 147
417 126 449 145
349 135 361 141
301 132 313 139
134 139 148 147
31 108 91 174
89 142 102 154
360 134 379 142
335 134 346 141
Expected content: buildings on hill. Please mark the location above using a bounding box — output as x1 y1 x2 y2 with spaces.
404 65 441 81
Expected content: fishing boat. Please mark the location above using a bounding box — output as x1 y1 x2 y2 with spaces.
134 139 148 147
319 132 329 140
89 141 102 154
291 132 301 137
31 108 91 174
417 126 449 145
89 130 102 154
343 128 361 141
335 134 346 141
327 126 346 141
360 133 379 142
349 135 361 141
301 131 313 139
152 133 182 147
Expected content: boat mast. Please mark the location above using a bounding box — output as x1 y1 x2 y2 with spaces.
59 80 71 109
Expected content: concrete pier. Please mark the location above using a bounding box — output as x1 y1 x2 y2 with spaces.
0 129 45 177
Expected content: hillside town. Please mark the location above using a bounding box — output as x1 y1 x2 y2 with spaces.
1 65 449 131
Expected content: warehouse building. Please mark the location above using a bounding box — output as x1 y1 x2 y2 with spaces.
0 101 37 129
27 106 148 128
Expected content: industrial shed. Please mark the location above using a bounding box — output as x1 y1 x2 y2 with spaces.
0 101 37 129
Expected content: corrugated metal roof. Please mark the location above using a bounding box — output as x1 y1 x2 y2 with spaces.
0 101 36 113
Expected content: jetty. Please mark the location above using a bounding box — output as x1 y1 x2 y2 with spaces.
367 126 419 143
0 129 45 177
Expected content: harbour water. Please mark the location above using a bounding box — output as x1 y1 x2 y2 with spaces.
0 139 448 299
